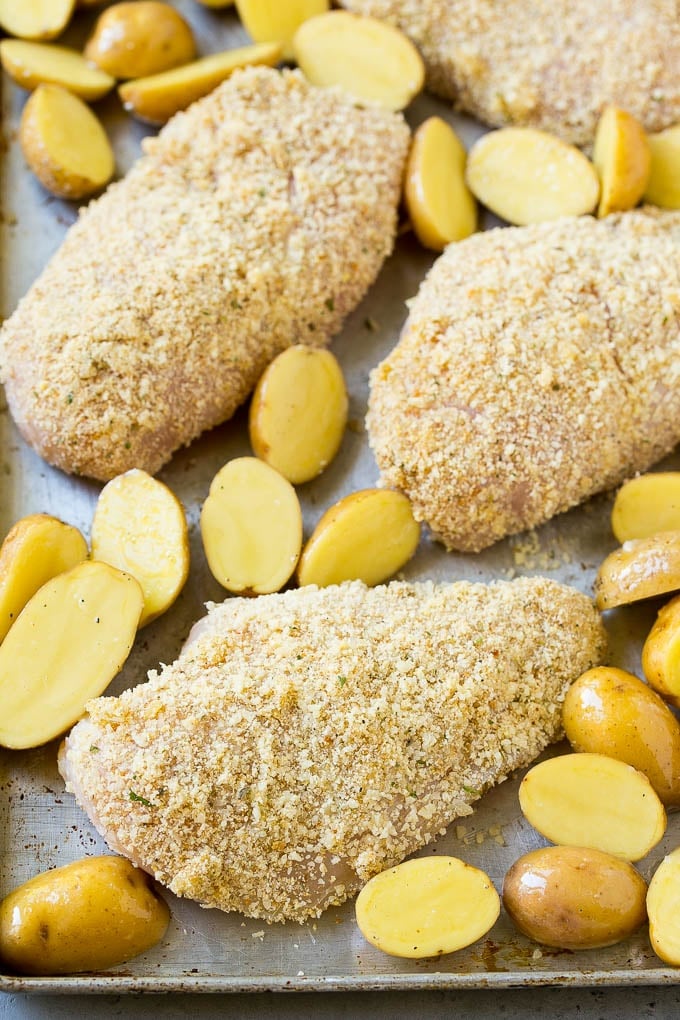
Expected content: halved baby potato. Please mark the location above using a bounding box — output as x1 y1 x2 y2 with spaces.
647 847 680 966
0 0 75 42
20 84 115 200
644 125 680 209
118 41 282 124
85 2 197 81
642 594 680 708
594 530 680 610
236 0 328 61
91 469 189 628
592 105 651 218
612 472 680 542
0 39 115 100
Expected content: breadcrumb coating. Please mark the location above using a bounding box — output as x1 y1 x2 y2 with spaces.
59 577 605 923
0 67 409 481
367 209 680 553
340 0 680 146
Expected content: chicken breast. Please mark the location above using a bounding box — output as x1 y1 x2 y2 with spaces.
59 577 605 923
367 209 680 554
340 0 680 146
0 67 409 481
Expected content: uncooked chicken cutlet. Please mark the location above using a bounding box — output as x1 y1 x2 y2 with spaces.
0 67 409 481
340 0 680 146
367 208 680 554
59 577 605 923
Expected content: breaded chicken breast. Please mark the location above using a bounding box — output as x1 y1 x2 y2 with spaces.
367 209 680 553
0 67 409 481
59 577 605 923
341 0 680 146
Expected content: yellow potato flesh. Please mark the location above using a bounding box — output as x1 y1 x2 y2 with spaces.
296 488 420 588
503 846 647 950
562 667 680 806
293 11 424 112
236 0 328 61
118 41 282 125
0 513 87 643
593 105 651 218
0 40 115 100
355 856 500 959
643 594 680 708
0 857 169 975
404 116 477 251
465 127 599 225
85 2 196 80
519 753 666 861
644 125 680 210
594 530 680 610
612 472 680 542
647 847 680 966
200 457 302 595
91 469 189 627
0 0 75 41
0 560 143 749
249 345 348 484
20 84 115 200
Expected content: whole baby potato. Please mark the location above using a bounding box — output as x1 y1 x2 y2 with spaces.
503 845 647 950
0 856 170 974
85 2 196 80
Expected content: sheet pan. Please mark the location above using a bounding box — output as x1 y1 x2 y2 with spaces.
1 0 679 994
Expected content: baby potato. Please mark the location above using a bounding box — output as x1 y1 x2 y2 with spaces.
562 667 680 806
465 127 599 225
249 345 348 484
644 124 680 210
355 856 500 959
404 116 477 251
91 469 189 627
293 11 424 111
0 513 87 644
612 472 680 542
647 846 680 966
519 752 666 862
0 40 115 100
0 0 75 42
642 593 680 708
296 488 420 588
118 41 282 125
0 856 169 975
20 84 115 201
503 846 647 950
592 105 651 218
0 560 143 749
85 2 196 81
201 457 302 596
236 0 328 61
594 530 680 610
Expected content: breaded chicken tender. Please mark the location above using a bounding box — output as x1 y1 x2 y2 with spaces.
59 577 605 923
367 209 680 553
0 68 409 481
340 0 680 146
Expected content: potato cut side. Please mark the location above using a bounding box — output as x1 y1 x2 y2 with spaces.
200 457 302 596
356 856 500 959
594 530 680 610
85 2 196 80
0 513 87 644
236 0 328 61
293 11 424 111
404 116 477 251
593 105 651 218
0 0 75 41
118 41 282 125
0 560 143 749
0 40 115 99
643 594 680 708
519 753 666 862
297 488 420 588
612 472 680 542
91 469 189 628
20 84 115 200
644 125 680 209
249 345 348 484
465 127 599 225
647 848 680 966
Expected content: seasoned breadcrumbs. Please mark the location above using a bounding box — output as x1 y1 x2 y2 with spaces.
60 577 605 923
367 209 680 553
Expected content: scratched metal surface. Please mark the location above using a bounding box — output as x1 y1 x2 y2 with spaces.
0 0 679 995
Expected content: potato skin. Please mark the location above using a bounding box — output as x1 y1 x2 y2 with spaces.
503 846 647 950
85 2 196 80
0 856 169 974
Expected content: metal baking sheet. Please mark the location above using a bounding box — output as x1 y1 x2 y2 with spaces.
1 0 679 995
